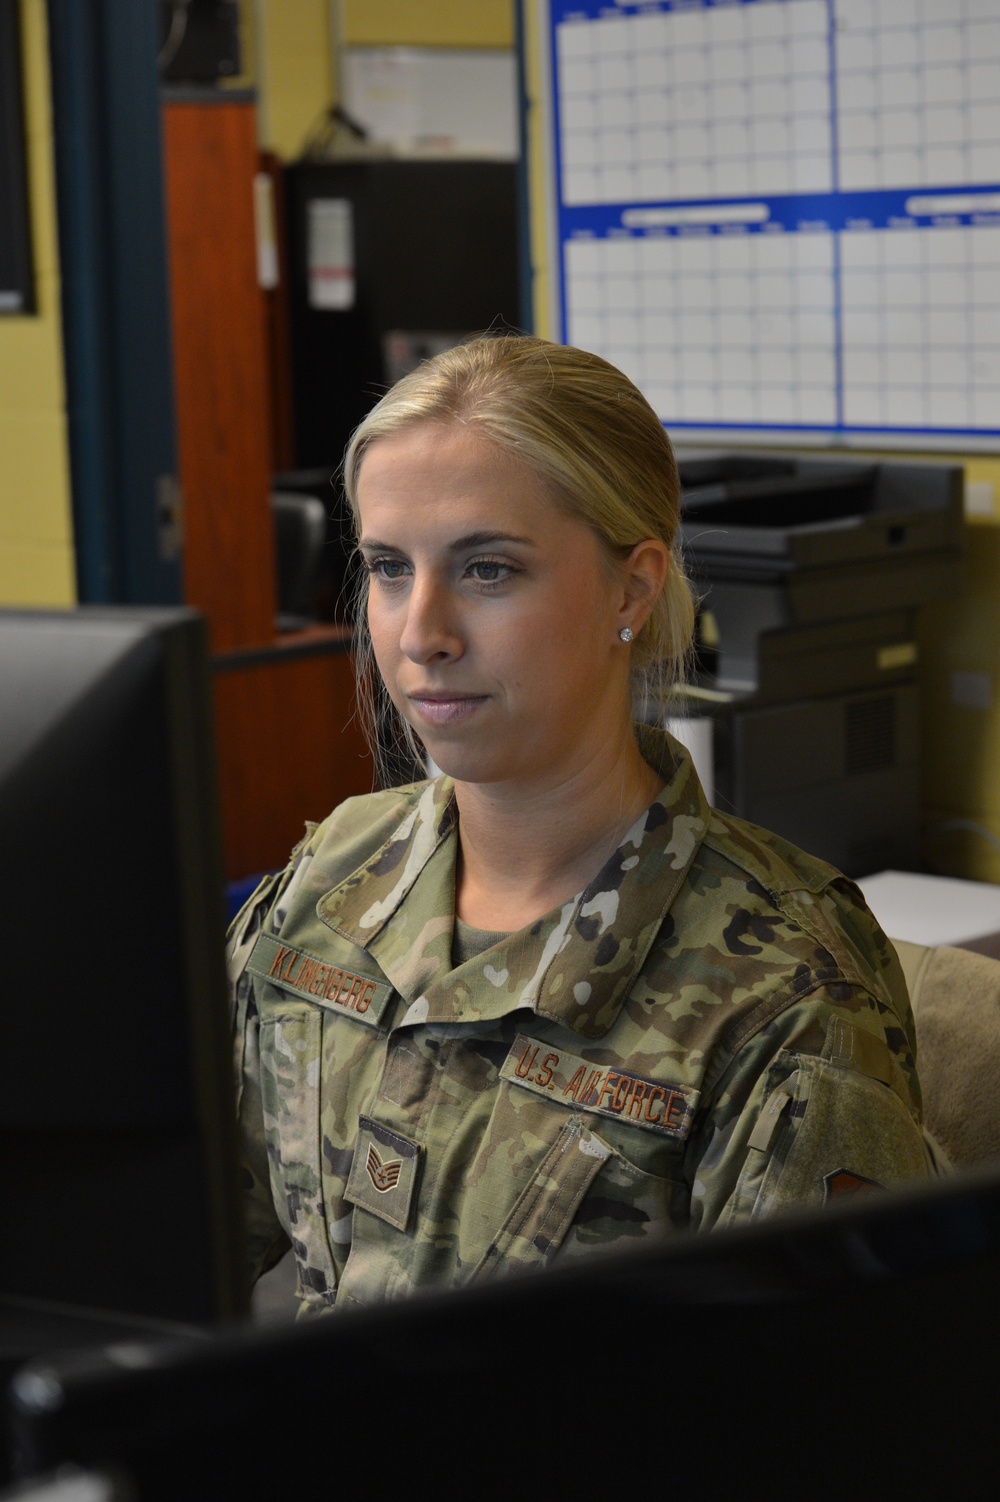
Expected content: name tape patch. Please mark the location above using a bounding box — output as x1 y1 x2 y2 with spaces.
501 1034 699 1141
248 932 394 1028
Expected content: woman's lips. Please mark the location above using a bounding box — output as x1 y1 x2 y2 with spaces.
408 693 487 726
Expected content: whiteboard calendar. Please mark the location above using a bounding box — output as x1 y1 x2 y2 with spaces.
540 0 1000 443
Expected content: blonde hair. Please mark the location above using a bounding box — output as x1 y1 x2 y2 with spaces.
343 334 696 776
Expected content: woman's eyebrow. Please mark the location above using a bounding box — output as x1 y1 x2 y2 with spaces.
359 531 537 553
358 537 404 553
449 531 537 551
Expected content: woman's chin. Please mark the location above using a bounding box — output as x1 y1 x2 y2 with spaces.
421 740 515 788
424 748 488 784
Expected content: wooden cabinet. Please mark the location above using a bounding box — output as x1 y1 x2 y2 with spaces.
162 94 374 879
212 642 374 881
162 96 276 655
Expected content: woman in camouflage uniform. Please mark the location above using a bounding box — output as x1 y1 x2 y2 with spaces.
228 335 932 1314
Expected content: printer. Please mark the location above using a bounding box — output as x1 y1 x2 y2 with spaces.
672 452 964 877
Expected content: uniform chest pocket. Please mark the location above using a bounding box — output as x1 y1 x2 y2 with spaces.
470 1111 613 1281
498 1034 693 1188
456 1036 700 1276
259 1006 337 1302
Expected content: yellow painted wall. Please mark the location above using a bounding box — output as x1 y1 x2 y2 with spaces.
342 0 514 49
253 1 335 160
0 0 75 605
254 0 514 158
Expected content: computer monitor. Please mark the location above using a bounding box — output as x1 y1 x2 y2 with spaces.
0 607 247 1343
8 1159 1000 1496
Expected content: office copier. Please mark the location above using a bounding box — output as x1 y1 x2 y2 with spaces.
672 452 964 877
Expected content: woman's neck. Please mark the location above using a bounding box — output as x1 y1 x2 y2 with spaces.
452 735 664 932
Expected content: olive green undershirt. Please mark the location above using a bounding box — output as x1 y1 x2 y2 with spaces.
452 917 513 967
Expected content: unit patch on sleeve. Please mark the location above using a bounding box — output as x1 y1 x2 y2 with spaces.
823 1168 884 1202
247 932 395 1028
345 1116 422 1232
500 1034 699 1141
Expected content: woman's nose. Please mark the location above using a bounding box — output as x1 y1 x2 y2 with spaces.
399 577 463 664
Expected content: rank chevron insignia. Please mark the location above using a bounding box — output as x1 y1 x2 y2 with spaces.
366 1142 403 1193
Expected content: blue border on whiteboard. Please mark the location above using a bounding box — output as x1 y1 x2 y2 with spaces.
559 191 1000 239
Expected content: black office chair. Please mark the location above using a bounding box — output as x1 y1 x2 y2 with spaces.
271 490 327 632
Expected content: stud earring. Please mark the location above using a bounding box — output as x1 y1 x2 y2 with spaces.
619 626 634 643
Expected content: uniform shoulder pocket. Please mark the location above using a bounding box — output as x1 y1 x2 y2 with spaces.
728 1051 931 1225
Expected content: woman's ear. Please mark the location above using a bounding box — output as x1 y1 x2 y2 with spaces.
617 538 670 637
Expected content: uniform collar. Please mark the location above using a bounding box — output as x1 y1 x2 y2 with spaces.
318 727 710 1040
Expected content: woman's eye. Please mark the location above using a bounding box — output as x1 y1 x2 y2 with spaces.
469 559 508 584
369 557 407 581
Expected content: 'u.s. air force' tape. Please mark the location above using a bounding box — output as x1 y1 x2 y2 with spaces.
247 932 394 1028
501 1034 699 1141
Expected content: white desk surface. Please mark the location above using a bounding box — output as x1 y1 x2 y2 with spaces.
856 870 1000 949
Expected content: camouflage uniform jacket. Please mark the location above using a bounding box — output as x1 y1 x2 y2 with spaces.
228 728 930 1314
